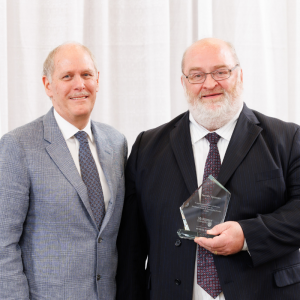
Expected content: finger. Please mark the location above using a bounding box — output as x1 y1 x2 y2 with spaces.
194 237 209 246
207 223 228 235
194 237 215 250
204 234 228 249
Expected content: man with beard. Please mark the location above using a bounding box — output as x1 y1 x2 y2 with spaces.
116 38 300 300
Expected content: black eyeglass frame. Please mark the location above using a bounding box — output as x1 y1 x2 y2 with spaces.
182 64 240 84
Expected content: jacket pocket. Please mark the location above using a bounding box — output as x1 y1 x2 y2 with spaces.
255 168 283 182
274 263 300 287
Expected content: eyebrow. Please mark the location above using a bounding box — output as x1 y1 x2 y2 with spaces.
81 69 96 73
189 65 228 72
60 68 96 75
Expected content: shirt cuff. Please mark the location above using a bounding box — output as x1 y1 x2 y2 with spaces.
242 239 248 251
242 238 251 256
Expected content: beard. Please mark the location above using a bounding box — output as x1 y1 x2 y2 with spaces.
185 78 244 131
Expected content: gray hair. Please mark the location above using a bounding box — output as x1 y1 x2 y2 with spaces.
181 39 240 73
43 42 98 82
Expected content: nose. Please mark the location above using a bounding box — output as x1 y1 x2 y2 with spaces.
73 75 85 90
202 73 218 90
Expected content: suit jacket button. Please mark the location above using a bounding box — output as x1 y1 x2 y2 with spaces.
175 239 181 247
98 237 102 243
97 275 101 281
175 279 181 285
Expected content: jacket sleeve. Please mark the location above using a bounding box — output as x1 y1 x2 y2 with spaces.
0 133 30 299
239 127 300 267
116 132 149 300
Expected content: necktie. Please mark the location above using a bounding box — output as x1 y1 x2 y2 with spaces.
197 132 222 299
74 131 105 229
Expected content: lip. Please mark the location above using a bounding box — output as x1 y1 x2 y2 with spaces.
69 96 89 100
201 93 223 99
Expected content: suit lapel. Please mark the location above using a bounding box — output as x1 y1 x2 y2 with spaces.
91 122 115 234
170 112 198 195
43 108 98 228
217 104 262 187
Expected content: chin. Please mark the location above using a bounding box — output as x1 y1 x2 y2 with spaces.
72 105 93 116
201 99 224 111
186 80 243 130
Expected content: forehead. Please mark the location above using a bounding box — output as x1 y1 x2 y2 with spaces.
53 46 95 73
184 43 235 72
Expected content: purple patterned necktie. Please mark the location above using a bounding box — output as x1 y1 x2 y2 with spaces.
197 132 222 299
75 131 105 229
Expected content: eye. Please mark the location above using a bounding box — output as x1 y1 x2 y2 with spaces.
214 69 229 75
190 73 205 79
62 74 71 79
82 73 93 77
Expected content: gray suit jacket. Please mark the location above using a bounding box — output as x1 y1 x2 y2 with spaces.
0 107 127 300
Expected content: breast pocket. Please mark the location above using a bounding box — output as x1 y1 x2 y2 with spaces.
255 168 283 182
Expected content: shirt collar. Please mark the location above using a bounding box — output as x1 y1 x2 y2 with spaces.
189 106 242 145
53 108 94 142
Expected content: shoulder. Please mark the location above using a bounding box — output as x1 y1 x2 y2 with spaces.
92 121 124 137
91 120 127 151
252 109 299 130
136 111 188 145
0 115 45 166
242 106 300 150
249 108 300 138
1 115 44 145
128 112 188 165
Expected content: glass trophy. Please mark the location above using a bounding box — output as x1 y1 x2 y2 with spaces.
177 175 231 240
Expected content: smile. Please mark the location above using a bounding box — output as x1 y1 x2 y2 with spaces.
70 96 88 100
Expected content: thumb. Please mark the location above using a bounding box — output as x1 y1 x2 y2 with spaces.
207 223 226 235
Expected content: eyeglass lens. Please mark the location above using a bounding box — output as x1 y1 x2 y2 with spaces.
189 68 230 83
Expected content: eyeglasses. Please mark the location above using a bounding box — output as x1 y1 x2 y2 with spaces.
182 64 239 84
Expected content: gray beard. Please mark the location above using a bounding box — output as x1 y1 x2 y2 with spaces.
185 80 244 131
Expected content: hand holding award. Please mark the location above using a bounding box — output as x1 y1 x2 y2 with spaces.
177 175 231 240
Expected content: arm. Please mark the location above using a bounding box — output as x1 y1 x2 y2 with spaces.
0 134 30 299
116 132 148 300
239 127 300 266
196 128 300 266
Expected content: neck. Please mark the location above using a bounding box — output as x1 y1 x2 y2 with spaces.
71 117 89 130
54 109 90 130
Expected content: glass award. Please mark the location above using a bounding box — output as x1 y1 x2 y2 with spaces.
177 175 231 240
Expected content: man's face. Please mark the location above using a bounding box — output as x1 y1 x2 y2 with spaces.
181 42 243 130
43 45 99 129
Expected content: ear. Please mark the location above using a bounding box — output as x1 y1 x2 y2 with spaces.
96 71 100 92
42 76 53 98
240 69 243 83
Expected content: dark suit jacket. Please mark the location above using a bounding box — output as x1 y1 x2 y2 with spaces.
116 104 300 300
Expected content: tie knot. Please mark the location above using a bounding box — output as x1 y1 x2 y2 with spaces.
205 132 221 145
74 131 89 144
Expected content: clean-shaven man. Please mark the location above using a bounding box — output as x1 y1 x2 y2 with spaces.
0 42 127 299
117 38 300 300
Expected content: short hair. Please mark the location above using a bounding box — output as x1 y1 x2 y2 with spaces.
43 42 98 82
181 39 240 73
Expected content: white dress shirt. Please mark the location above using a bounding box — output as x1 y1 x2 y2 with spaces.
190 108 243 300
54 109 111 211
